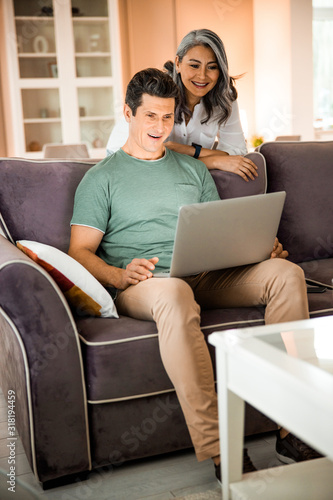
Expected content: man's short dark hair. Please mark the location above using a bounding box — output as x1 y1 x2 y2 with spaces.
125 68 180 116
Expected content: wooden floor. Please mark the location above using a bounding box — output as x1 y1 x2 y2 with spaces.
0 388 282 499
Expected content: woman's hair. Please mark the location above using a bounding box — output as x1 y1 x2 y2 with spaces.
125 68 180 116
164 29 238 126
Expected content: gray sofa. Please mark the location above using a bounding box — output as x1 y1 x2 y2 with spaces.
0 141 332 488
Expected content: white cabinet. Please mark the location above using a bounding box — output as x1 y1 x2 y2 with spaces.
0 0 123 158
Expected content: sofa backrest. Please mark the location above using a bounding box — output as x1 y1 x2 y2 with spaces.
0 159 93 252
259 141 333 263
0 152 266 252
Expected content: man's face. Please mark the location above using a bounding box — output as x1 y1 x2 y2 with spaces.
124 94 175 160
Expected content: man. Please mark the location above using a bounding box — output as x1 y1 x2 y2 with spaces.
69 68 319 482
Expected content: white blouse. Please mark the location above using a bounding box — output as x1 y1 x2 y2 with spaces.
106 99 247 156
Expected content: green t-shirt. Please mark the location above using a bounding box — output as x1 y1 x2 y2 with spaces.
71 148 220 273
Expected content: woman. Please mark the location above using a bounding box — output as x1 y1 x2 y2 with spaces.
107 28 257 181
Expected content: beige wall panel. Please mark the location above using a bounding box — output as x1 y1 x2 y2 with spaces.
126 0 177 79
0 66 7 157
0 2 8 156
253 0 313 140
254 0 292 139
117 0 131 94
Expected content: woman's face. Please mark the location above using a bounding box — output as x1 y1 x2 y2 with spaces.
175 45 220 105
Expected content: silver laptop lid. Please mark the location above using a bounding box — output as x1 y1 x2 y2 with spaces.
169 191 286 277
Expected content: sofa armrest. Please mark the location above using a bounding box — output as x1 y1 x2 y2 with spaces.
0 237 91 484
210 151 267 200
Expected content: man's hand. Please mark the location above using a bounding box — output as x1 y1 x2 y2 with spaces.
270 238 288 259
69 226 160 290
117 257 159 290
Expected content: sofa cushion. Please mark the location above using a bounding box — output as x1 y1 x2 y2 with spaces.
259 141 333 263
77 307 266 402
77 259 333 404
210 152 267 199
17 240 118 318
299 257 333 289
0 159 94 252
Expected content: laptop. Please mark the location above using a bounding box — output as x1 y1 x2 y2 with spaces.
154 191 286 278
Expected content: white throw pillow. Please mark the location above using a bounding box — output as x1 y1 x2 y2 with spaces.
0 212 12 241
17 240 118 318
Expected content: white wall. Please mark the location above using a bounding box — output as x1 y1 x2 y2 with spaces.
290 0 314 140
253 0 314 141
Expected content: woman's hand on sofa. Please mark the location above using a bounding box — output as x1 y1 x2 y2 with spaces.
199 153 259 182
270 238 289 259
164 141 258 181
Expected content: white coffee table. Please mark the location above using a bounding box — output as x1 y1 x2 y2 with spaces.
209 316 333 500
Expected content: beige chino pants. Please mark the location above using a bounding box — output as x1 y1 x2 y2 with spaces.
116 258 309 461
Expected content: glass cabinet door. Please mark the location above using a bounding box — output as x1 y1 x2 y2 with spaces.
7 0 120 156
14 0 58 79
71 0 116 150
77 87 114 148
71 0 112 78
21 88 62 152
14 0 62 152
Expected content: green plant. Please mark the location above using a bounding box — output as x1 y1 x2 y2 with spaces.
250 135 264 148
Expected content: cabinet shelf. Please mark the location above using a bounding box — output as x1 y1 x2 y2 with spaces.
72 17 108 22
75 52 111 57
79 115 114 122
15 16 54 21
15 17 108 23
24 118 61 124
18 53 57 58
